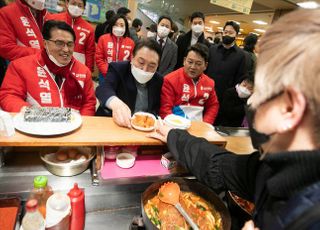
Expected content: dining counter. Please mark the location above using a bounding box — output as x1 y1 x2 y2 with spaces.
225 136 255 154
0 116 255 230
0 116 227 147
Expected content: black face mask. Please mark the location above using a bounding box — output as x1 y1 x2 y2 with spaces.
222 35 235 45
245 105 271 150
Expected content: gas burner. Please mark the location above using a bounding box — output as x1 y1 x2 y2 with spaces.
129 215 145 230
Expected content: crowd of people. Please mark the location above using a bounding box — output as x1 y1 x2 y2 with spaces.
2 1 320 229
0 0 256 127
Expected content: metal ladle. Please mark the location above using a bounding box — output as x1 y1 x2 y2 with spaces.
158 182 199 230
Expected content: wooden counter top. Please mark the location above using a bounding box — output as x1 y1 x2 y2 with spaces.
0 116 226 147
225 136 255 155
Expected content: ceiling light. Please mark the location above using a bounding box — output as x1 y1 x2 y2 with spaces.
240 28 244 31
251 32 260 36
253 20 268 25
297 1 319 9
254 29 266 33
217 27 223 30
209 20 220 24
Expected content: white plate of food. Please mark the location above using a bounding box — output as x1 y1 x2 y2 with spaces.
164 114 191 129
131 112 157 132
13 107 82 136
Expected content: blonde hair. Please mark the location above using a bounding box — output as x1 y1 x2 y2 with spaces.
251 9 320 123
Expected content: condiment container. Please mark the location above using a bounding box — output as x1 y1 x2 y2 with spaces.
68 183 85 230
104 146 120 160
45 193 71 230
116 153 135 168
121 146 138 157
0 110 15 137
21 199 45 230
29 176 53 218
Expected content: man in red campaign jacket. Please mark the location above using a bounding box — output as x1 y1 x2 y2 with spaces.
0 0 49 61
47 0 95 72
160 43 219 124
0 20 96 115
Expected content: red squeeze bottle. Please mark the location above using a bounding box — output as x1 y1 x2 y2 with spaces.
67 183 85 230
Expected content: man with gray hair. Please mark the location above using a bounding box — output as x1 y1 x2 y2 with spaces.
151 9 320 230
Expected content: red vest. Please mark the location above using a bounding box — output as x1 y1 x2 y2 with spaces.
160 68 219 124
0 0 48 61
0 53 96 115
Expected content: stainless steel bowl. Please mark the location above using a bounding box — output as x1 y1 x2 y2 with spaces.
40 147 95 176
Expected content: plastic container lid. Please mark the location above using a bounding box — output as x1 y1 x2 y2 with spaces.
33 176 48 189
47 193 69 212
68 183 82 197
26 199 38 212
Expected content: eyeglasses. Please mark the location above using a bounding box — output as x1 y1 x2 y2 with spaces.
47 39 75 49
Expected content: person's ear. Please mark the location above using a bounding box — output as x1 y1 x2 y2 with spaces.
183 57 186 66
277 87 306 133
43 40 48 49
204 61 208 70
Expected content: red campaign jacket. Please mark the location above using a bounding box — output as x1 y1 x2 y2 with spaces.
0 0 48 61
160 68 219 124
46 12 95 72
0 53 96 116
95 33 135 76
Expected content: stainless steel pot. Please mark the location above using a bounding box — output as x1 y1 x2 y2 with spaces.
40 147 95 176
141 177 231 230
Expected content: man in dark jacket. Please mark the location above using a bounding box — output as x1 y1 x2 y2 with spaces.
96 39 163 128
154 15 177 76
94 10 115 43
206 21 248 112
129 18 143 43
218 77 253 127
175 11 210 69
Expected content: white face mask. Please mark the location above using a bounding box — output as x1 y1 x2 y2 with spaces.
236 84 251 98
191 24 204 34
56 5 64 12
131 64 154 84
68 4 84 17
147 31 156 38
157 25 170 38
46 47 68 67
26 0 45 10
112 26 125 37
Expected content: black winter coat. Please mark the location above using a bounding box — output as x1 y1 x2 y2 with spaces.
175 30 210 69
167 129 320 230
215 87 246 127
95 61 163 116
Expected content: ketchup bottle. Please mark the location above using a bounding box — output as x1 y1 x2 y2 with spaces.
67 183 85 230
